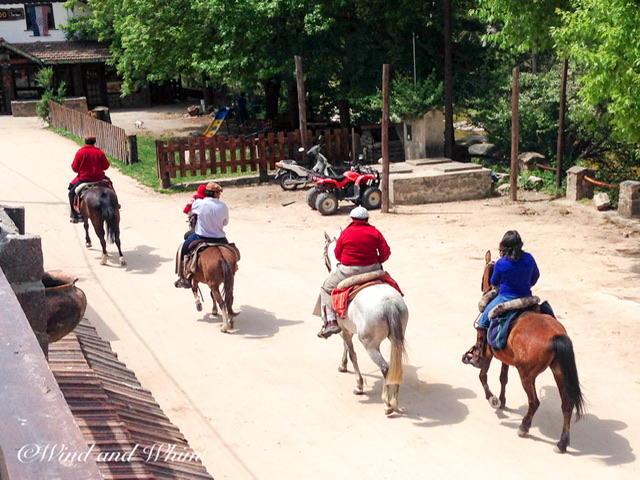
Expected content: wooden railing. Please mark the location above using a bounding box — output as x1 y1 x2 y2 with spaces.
156 128 353 188
48 101 130 164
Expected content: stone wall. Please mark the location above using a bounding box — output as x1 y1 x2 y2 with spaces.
390 165 493 205
11 96 89 117
0 206 47 355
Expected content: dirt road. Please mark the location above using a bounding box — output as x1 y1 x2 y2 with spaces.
1 115 639 479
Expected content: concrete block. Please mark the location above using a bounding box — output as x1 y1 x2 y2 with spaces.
618 180 640 218
0 233 44 283
566 166 595 201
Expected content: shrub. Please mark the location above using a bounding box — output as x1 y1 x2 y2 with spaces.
35 67 67 123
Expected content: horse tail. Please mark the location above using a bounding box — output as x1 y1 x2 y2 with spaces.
220 255 236 316
552 334 586 421
385 298 408 386
99 193 119 244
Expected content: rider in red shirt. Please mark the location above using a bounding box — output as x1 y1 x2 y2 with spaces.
68 136 110 223
318 206 391 338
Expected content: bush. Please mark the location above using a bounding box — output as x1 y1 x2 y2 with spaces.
35 67 67 123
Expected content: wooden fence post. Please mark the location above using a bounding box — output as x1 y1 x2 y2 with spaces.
510 67 520 202
127 135 138 165
381 64 390 213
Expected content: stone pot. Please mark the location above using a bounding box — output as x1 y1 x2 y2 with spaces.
43 272 87 343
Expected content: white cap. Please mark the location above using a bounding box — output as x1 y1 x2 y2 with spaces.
350 206 369 220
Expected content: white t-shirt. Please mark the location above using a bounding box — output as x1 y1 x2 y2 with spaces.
191 197 229 238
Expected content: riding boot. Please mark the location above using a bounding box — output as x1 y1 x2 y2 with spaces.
174 255 191 288
319 308 341 339
462 327 487 368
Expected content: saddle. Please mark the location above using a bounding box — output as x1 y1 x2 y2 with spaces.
484 295 555 350
331 270 403 317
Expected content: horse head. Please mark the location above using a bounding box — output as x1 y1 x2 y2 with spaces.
481 250 495 294
323 232 337 272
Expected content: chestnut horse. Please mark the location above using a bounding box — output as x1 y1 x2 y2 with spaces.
190 245 238 333
78 183 125 266
474 251 584 453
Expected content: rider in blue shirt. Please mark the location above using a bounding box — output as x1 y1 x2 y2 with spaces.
464 230 540 367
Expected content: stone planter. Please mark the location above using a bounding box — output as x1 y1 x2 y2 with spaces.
43 272 87 343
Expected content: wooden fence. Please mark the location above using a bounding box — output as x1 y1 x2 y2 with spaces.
49 101 130 164
156 128 353 188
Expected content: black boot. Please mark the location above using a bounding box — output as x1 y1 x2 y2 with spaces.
462 327 487 368
320 320 341 338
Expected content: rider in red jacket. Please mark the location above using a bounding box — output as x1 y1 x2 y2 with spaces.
318 206 391 338
68 136 110 223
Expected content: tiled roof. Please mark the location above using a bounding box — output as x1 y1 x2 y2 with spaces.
48 320 215 480
0 40 111 64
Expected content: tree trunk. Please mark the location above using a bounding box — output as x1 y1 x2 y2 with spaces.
443 0 454 159
201 72 213 110
263 80 281 120
337 98 351 128
287 80 299 131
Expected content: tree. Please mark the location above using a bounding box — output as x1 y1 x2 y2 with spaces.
555 0 640 143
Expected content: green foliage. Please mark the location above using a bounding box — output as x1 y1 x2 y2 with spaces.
470 0 571 55
35 68 67 122
390 75 444 119
554 0 640 144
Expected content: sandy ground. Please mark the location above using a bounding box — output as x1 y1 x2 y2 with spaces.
1 112 640 479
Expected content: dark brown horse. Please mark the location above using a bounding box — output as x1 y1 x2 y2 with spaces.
475 251 585 453
78 183 125 266
190 245 238 333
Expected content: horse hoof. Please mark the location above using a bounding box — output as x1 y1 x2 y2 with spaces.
196 303 202 312
489 396 501 409
100 255 108 265
221 326 230 333
119 257 126 266
554 445 567 454
229 320 234 329
353 387 364 395
517 427 529 438
338 365 348 373
384 406 394 416
85 243 91 248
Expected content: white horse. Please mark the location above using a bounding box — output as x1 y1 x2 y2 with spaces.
323 233 409 415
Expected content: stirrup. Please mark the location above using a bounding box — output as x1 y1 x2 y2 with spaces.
461 347 482 368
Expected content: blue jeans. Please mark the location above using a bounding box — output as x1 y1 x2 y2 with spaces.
478 293 517 328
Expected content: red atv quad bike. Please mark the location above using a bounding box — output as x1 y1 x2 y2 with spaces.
306 164 382 215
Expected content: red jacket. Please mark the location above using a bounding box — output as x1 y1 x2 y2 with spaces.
335 220 391 266
71 145 110 183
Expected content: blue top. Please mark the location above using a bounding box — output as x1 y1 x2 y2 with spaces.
491 252 540 297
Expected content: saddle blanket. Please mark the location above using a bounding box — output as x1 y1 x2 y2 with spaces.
486 298 555 350
331 272 403 318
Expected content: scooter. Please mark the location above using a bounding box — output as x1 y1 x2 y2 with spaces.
274 145 342 190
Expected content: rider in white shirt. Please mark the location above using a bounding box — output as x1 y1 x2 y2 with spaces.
175 182 229 287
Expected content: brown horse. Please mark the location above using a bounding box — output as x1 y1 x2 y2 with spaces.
473 251 585 453
190 245 238 333
78 183 125 266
